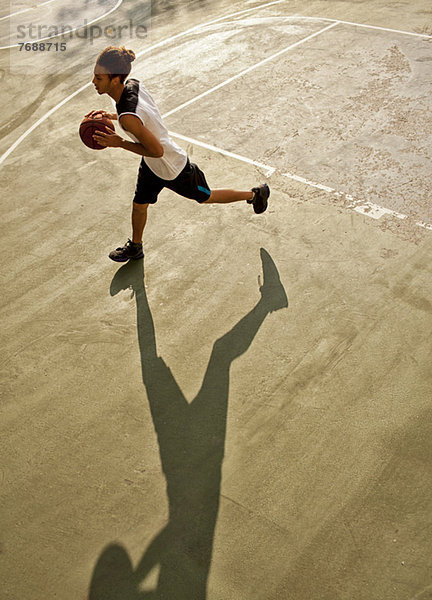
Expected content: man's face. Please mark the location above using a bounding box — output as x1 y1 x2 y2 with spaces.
92 65 112 95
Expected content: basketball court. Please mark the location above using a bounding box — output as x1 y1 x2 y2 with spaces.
1 1 432 598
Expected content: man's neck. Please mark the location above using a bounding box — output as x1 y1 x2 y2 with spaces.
108 83 125 104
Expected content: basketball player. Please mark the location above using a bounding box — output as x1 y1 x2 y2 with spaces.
89 46 270 262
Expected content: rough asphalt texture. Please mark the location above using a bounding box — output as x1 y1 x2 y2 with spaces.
1 1 431 599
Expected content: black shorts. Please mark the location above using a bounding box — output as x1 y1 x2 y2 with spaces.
133 157 211 205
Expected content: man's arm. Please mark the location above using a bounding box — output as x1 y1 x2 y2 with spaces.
85 109 117 120
93 114 164 158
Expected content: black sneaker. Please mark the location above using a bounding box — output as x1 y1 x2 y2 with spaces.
247 183 270 214
109 239 144 262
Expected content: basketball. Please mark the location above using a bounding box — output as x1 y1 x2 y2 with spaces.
79 114 114 149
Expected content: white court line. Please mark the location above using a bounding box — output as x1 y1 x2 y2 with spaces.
2 6 428 162
162 22 339 119
195 14 432 40
169 132 276 177
0 0 307 165
170 131 432 229
416 220 432 231
352 203 407 220
322 17 432 39
0 8 428 161
0 0 124 49
276 15 432 39
1 3 431 232
0 81 91 163
0 0 288 49
0 0 58 22
133 0 288 59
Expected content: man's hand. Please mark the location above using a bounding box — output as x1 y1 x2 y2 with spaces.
93 129 124 148
85 109 117 120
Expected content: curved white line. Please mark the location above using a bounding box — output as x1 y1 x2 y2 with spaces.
283 14 432 39
162 22 338 119
1 3 431 165
189 14 432 39
0 0 289 166
0 0 124 49
133 0 288 59
0 81 91 167
0 0 58 23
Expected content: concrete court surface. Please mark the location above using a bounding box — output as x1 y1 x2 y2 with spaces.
1 0 432 598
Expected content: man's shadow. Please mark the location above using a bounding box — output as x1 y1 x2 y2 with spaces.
89 249 288 600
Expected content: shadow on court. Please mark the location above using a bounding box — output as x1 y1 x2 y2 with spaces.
88 248 288 599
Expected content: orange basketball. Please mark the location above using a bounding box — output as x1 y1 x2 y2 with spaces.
79 114 114 150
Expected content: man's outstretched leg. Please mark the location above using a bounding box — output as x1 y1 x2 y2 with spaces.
204 184 270 214
108 202 148 262
205 189 253 204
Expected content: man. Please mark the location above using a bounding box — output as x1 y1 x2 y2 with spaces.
89 46 270 262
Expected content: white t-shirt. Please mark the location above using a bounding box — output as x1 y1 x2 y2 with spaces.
115 78 187 180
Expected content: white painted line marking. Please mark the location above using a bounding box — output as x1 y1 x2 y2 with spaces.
0 0 289 49
170 131 432 230
0 0 58 22
0 0 296 164
0 10 428 163
169 132 276 177
282 171 336 194
133 0 295 60
353 203 407 220
0 82 90 165
274 15 432 39
0 0 124 49
0 3 431 233
171 132 335 191
331 18 432 39
162 22 339 119
416 221 432 231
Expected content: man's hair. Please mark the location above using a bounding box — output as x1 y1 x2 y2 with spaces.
96 46 136 83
